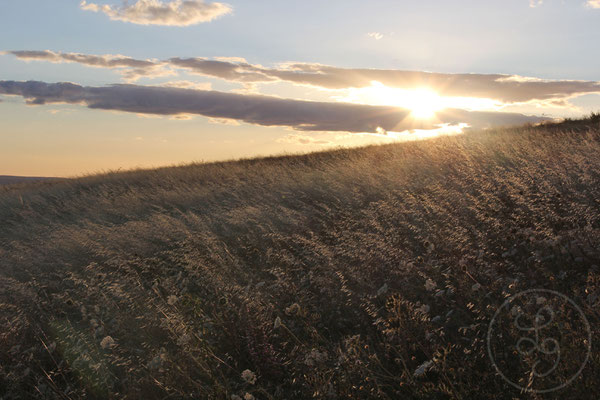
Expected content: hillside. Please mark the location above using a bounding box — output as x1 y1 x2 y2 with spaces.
0 176 56 185
1 117 600 399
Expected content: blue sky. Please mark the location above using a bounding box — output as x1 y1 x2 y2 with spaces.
1 0 600 176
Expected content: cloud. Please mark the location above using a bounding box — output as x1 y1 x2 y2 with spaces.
0 80 548 133
6 50 600 103
256 64 600 103
9 50 155 69
160 80 212 90
6 50 171 81
208 117 241 125
80 0 232 26
277 125 470 147
529 0 543 8
587 0 600 8
277 133 335 146
167 58 600 103
169 57 274 82
367 32 384 40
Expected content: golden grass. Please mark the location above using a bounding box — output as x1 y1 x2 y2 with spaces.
1 116 600 399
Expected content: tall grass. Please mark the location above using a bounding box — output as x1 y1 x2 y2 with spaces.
1 116 600 399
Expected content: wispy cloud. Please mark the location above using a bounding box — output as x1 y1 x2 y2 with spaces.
5 50 171 81
80 0 232 26
587 0 600 8
7 50 155 68
159 80 212 90
278 134 329 145
169 57 274 82
367 32 384 40
6 50 600 104
529 0 543 8
169 58 600 103
0 80 548 133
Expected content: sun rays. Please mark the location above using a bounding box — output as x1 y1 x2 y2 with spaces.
339 81 503 120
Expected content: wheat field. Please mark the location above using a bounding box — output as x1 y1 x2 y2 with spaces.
1 116 600 399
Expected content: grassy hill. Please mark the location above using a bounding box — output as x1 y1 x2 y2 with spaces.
1 116 600 399
0 176 56 185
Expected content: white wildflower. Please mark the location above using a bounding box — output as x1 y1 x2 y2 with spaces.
315 349 328 363
241 369 257 385
100 336 115 350
274 316 282 329
377 283 389 296
413 360 433 377
417 304 430 314
425 241 435 253
312 349 328 362
304 349 328 366
425 279 437 291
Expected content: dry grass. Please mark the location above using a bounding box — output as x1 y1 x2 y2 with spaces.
1 115 600 399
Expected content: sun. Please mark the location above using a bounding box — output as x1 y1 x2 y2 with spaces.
406 88 443 119
350 82 445 120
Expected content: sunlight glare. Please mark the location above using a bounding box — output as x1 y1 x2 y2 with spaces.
344 82 444 119
338 81 502 119
369 82 443 119
406 88 443 119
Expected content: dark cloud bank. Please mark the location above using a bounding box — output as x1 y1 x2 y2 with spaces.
0 80 548 133
7 50 600 103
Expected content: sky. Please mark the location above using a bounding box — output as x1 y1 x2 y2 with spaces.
1 0 600 177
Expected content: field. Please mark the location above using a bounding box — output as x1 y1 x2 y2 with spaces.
0 176 55 186
1 116 600 399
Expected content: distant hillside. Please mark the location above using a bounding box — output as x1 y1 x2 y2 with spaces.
1 116 600 399
0 175 56 185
